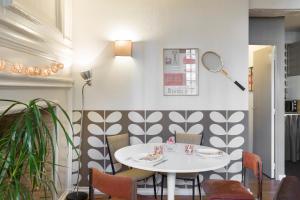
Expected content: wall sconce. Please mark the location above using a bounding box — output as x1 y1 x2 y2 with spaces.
114 40 132 56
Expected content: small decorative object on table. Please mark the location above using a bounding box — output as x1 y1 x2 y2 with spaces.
165 137 176 152
167 137 175 144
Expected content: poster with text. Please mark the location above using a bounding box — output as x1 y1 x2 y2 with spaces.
163 48 199 96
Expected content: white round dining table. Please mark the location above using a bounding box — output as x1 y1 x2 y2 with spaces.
115 143 230 200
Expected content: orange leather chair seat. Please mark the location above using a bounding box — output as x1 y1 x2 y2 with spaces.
203 179 254 200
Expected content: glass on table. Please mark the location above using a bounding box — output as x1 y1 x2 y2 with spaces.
154 145 164 155
184 144 194 155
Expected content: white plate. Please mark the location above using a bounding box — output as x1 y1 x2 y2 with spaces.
195 148 223 158
132 153 164 163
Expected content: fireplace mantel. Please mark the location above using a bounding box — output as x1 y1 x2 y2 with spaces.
0 1 73 89
0 99 59 115
0 73 73 88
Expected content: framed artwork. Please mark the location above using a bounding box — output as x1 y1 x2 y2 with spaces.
248 67 253 92
163 48 199 96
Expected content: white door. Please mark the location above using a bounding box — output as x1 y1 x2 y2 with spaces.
253 46 275 178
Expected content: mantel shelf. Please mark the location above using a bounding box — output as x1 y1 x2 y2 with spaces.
0 73 73 88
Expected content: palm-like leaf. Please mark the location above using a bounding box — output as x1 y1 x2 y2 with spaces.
0 98 76 199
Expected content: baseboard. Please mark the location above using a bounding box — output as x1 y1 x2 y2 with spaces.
58 187 203 197
278 174 286 181
58 191 69 200
58 188 92 200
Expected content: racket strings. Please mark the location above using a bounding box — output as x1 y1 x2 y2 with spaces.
201 52 223 72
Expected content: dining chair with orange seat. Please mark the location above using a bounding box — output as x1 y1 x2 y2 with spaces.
106 133 157 198
160 132 203 200
89 168 136 200
202 151 262 200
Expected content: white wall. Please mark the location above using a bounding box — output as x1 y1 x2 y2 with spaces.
287 76 300 100
72 0 249 111
250 0 300 9
286 31 300 44
285 31 300 100
248 45 269 67
286 32 300 101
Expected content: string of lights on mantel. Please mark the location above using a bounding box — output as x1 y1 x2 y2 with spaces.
0 59 64 77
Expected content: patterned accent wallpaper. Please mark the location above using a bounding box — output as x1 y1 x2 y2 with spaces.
72 110 248 191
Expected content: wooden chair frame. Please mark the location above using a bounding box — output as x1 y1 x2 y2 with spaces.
241 152 263 200
105 133 157 199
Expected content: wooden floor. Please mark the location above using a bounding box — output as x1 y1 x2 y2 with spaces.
95 175 280 200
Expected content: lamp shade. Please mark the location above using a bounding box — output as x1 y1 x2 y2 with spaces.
114 40 132 56
80 70 92 81
80 69 92 86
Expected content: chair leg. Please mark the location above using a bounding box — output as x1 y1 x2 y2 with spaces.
192 179 195 200
160 175 164 200
197 176 201 200
89 169 94 200
89 186 94 200
153 175 157 199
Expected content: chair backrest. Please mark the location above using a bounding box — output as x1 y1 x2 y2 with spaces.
242 151 262 200
89 168 136 200
175 132 203 145
274 176 300 200
106 133 129 174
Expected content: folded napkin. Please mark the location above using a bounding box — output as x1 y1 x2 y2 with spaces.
195 148 223 155
139 153 161 161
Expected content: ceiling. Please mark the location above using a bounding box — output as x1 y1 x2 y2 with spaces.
250 9 300 31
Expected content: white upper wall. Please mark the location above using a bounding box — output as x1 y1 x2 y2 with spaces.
286 31 300 44
72 0 249 110
287 76 300 100
248 45 269 67
250 0 300 9
285 31 300 100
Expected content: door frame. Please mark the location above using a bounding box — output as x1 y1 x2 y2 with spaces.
270 46 276 178
250 45 276 178
249 17 286 180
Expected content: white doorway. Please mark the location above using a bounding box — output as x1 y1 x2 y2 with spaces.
249 45 276 178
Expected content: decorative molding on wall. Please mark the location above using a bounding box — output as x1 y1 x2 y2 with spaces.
0 73 73 88
0 2 72 64
72 110 248 191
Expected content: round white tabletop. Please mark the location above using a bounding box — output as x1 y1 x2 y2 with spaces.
115 143 230 200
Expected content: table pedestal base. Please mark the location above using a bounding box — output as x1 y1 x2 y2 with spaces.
167 173 176 200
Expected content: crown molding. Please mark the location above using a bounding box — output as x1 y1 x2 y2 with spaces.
0 1 72 64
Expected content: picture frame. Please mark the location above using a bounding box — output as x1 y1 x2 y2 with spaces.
248 66 253 92
163 48 199 96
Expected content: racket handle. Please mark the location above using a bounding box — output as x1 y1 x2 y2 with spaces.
234 81 245 91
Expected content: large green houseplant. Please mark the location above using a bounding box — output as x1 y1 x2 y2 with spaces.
0 98 76 199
